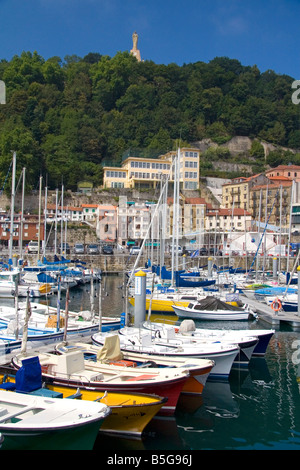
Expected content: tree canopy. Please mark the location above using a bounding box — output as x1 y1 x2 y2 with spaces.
0 51 299 191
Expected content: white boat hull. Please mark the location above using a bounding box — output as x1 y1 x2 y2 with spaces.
172 305 251 321
0 389 110 450
92 331 239 380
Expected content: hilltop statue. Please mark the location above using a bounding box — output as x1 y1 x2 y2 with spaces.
130 31 141 62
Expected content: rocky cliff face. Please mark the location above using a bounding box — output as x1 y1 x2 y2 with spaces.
193 135 298 158
221 136 252 155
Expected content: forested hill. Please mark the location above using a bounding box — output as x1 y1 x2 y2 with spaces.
0 51 299 191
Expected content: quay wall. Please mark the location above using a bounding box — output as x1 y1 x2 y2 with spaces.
23 253 294 275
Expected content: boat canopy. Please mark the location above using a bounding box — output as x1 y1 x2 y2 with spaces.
190 296 244 312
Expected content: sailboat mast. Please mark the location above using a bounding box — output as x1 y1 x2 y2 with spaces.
61 184 64 254
175 147 180 271
54 188 58 255
171 152 177 286
37 175 42 262
9 151 16 262
43 185 48 259
19 167 25 259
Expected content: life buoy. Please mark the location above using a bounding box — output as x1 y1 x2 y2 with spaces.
271 298 282 312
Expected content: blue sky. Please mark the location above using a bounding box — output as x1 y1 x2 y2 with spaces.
0 0 299 78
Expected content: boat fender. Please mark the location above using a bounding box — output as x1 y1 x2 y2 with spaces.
271 298 282 312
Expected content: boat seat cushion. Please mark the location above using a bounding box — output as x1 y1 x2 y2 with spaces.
0 381 16 391
15 356 43 393
127 374 156 381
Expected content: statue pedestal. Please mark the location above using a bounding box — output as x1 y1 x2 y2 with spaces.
130 48 141 62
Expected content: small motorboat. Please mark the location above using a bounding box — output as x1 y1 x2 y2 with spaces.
172 296 256 321
11 351 190 417
142 320 274 358
0 365 166 438
55 338 215 395
0 303 120 356
92 330 240 380
0 388 110 450
142 321 259 366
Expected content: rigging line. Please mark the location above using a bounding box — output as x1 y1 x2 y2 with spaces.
246 188 280 282
15 171 23 195
0 159 13 196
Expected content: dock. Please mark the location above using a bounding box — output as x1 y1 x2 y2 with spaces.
241 295 300 330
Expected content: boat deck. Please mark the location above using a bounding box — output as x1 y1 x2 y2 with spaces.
241 295 300 330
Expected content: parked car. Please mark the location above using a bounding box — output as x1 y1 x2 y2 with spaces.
59 243 70 254
102 245 114 255
209 248 222 256
87 244 100 254
182 247 195 256
74 243 85 254
130 246 141 255
168 245 183 254
28 240 39 253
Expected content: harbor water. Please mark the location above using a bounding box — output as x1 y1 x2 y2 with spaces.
4 275 300 452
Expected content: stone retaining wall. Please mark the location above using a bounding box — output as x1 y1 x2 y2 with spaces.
23 253 292 274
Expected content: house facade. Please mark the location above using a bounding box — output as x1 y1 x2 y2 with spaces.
265 165 300 182
0 212 45 247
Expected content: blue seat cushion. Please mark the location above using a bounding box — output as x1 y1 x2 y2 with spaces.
15 356 42 393
0 382 16 391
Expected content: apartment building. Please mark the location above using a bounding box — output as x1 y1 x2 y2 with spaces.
205 207 252 232
116 199 154 246
102 148 200 191
249 178 293 229
46 204 83 222
222 174 268 211
0 212 44 247
291 202 300 234
96 205 118 242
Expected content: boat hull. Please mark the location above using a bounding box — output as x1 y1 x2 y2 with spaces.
0 319 120 356
55 341 215 396
11 355 187 417
0 389 109 450
47 376 185 416
129 297 190 313
92 333 238 381
45 385 167 436
0 419 103 451
172 305 251 321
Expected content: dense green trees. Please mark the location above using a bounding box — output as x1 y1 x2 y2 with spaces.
0 51 299 191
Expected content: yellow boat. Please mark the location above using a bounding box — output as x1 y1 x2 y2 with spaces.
129 296 190 313
129 294 239 312
46 385 167 437
0 373 166 438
